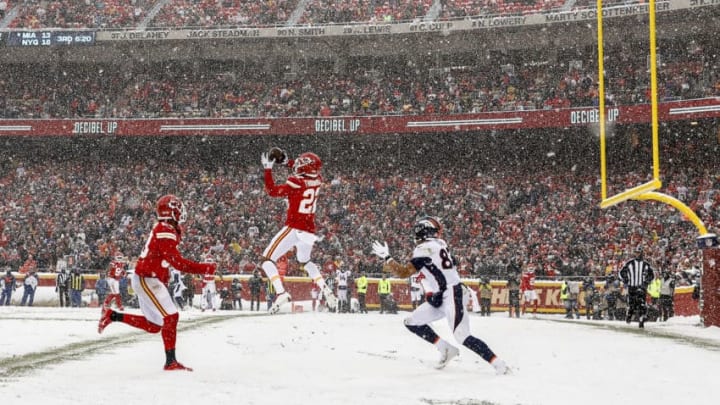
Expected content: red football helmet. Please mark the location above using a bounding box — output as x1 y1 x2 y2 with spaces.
292 152 322 177
156 194 187 224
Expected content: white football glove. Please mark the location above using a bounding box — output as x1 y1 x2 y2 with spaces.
261 152 274 169
371 240 390 261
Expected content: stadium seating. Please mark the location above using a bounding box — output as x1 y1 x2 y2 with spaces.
149 0 299 28
0 126 715 279
9 0 152 29
440 0 565 19
0 45 715 119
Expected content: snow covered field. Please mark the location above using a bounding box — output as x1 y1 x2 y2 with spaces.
1 298 719 405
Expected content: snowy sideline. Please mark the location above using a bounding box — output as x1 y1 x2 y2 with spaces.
1 297 719 405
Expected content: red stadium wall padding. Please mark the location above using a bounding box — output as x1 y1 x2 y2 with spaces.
27 273 700 315
0 98 719 137
701 248 720 327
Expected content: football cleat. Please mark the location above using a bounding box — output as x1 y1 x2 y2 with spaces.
269 292 292 314
322 285 338 311
639 315 646 329
435 340 459 370
164 361 193 372
98 307 113 334
492 358 511 375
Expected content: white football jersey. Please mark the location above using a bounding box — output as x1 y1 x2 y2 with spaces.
336 269 351 287
411 238 461 293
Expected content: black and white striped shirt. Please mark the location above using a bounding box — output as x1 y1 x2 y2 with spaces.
619 259 654 288
56 271 69 289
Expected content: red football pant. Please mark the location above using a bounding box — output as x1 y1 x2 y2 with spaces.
103 294 123 309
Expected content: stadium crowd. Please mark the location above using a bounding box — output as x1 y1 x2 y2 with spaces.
298 0 434 25
0 124 716 282
149 0 300 28
8 0 151 29
0 0 714 286
1 39 716 119
439 0 565 19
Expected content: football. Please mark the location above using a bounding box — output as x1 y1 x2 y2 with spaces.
268 147 287 163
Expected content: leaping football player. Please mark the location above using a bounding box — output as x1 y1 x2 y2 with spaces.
259 148 338 314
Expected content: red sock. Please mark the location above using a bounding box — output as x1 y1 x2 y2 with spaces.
122 313 162 333
161 313 179 351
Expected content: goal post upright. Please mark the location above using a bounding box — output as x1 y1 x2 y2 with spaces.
597 0 608 202
595 0 719 326
598 0 663 208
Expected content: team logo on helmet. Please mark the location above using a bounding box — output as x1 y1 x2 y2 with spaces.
413 216 442 242
293 152 322 177
156 194 187 224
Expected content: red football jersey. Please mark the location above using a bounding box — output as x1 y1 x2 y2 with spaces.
264 170 322 233
520 272 536 291
109 260 126 280
135 222 213 284
202 274 216 287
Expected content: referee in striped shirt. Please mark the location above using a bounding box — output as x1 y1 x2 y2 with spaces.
619 246 655 328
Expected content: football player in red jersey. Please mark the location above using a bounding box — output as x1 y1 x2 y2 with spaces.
260 149 338 313
103 255 126 311
520 266 539 315
98 194 216 372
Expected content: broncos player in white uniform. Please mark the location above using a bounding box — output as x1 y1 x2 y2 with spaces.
372 216 509 374
335 267 352 313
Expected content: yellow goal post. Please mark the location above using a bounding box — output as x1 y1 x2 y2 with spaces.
595 0 714 243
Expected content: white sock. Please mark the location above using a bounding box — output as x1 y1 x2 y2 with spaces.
303 262 326 289
261 261 286 294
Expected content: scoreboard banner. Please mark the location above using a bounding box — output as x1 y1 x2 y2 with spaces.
0 98 718 137
4 30 95 46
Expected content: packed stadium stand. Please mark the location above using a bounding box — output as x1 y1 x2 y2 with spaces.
0 124 717 279
149 0 300 28
0 0 718 283
8 0 153 29
0 38 716 120
299 0 435 25
440 0 566 19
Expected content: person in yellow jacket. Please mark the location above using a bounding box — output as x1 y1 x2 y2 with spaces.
478 278 493 316
647 275 661 304
560 278 580 319
355 272 368 313
647 273 662 320
377 273 392 314
265 278 276 311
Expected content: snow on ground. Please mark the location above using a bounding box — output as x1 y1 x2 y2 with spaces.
1 300 719 405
